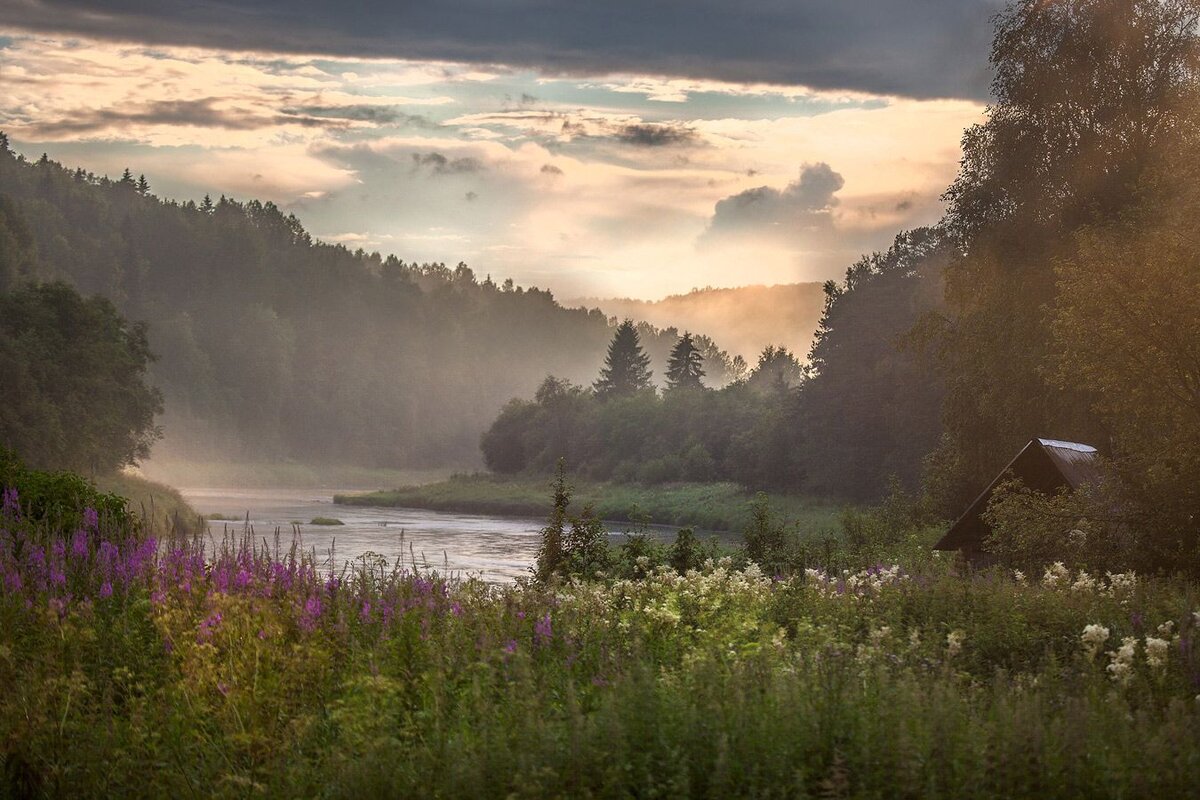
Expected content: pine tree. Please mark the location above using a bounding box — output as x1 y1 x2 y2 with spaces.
119 168 135 187
593 319 652 399
200 194 214 214
665 331 705 392
136 174 149 197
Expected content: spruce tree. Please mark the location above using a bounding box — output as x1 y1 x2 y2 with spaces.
593 319 652 399
665 331 705 392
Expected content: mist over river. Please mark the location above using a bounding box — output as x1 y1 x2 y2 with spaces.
181 487 724 583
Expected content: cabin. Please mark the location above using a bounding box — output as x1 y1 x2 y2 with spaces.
933 438 1104 565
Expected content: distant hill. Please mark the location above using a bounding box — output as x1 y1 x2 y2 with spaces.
0 144 734 468
574 283 829 361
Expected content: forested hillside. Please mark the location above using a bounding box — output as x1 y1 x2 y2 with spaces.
0 138 732 467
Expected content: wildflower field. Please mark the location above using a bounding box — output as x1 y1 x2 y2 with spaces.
2 487 1200 798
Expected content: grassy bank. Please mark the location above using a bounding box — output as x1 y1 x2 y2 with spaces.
140 458 452 491
95 471 205 536
336 474 846 533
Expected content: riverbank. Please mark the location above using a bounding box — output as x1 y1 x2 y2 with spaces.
95 471 206 536
335 474 846 533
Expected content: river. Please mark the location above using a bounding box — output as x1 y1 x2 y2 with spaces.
180 487 723 583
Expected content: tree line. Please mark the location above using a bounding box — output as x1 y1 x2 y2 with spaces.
0 140 735 471
482 320 807 488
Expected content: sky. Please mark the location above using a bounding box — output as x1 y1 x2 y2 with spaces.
0 1 998 299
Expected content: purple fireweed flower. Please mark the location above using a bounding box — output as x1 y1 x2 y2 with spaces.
51 540 66 560
99 581 113 599
535 613 553 643
82 507 99 531
360 601 372 621
450 601 463 616
197 610 224 642
1 487 19 517
516 610 526 621
235 567 252 590
258 628 268 640
4 569 22 593
299 595 323 633
70 529 89 559
503 639 518 654
97 541 118 568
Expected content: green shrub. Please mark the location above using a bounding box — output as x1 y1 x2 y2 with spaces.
0 447 135 534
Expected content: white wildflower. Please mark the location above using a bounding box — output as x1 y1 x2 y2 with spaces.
946 629 966 658
1080 624 1110 660
1145 637 1169 670
1071 571 1098 593
1013 570 1026 584
1106 636 1138 686
1157 620 1176 637
1104 572 1138 598
1043 562 1070 588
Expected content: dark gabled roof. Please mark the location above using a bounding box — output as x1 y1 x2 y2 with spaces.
934 438 1103 552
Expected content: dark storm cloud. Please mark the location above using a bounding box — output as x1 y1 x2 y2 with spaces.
2 1 1005 99
705 162 845 238
22 97 334 137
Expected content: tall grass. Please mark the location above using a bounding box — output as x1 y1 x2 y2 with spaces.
337 473 846 533
2 485 1199 797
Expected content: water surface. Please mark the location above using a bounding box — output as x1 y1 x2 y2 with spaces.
181 487 721 583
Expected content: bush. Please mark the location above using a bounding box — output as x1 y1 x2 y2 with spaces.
0 448 135 535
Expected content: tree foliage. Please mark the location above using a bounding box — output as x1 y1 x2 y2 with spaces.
1051 146 1200 564
482 345 805 490
664 332 705 393
927 0 1200 511
799 228 948 500
0 282 162 474
594 320 653 400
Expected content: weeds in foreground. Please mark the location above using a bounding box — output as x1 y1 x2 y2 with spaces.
2 484 1200 797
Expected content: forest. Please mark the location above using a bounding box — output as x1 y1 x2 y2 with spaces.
0 146 733 469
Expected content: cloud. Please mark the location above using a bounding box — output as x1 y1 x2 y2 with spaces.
286 104 436 127
615 123 698 147
20 98 329 138
706 163 844 238
540 163 563 175
1 1 1005 100
411 152 486 174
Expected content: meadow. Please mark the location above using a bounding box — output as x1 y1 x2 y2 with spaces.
337 474 846 534
2 481 1199 798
